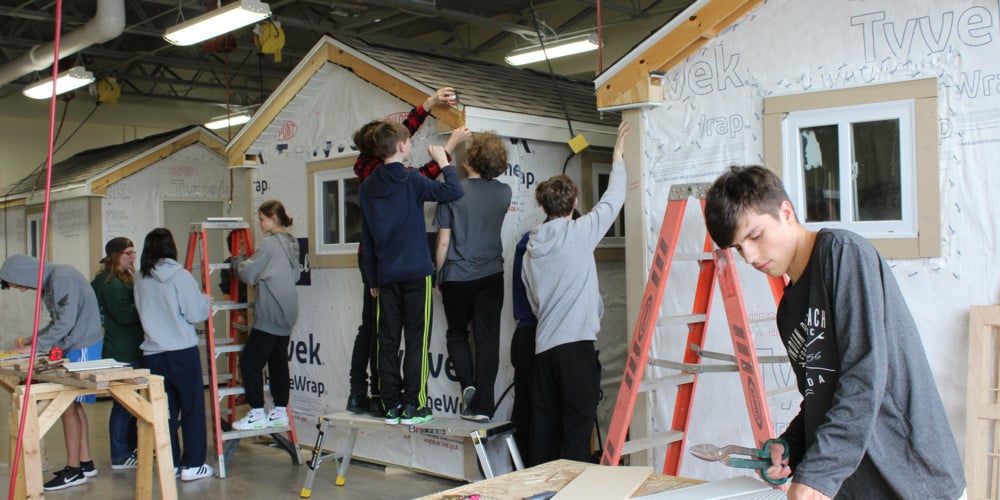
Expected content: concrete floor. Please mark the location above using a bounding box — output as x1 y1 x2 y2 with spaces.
0 396 463 499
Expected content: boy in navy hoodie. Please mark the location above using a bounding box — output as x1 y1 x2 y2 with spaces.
359 121 463 425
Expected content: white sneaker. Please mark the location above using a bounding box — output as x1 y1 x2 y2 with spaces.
232 408 267 430
268 407 289 428
180 463 214 481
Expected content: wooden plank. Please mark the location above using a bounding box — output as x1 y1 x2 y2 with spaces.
418 459 699 500
0 197 26 209
147 377 178 499
22 396 43 499
552 465 652 500
634 476 773 499
966 305 1000 500
88 368 150 382
36 391 76 435
597 0 762 109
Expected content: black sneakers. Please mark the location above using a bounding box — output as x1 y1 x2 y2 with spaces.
368 396 384 417
111 450 138 470
461 386 477 413
80 460 98 477
384 404 403 425
44 466 87 491
460 408 490 423
346 394 369 414
401 404 433 425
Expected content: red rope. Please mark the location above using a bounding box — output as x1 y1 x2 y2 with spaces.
9 0 63 497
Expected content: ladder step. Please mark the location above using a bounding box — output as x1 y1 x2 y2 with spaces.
638 373 696 393
213 300 252 312
204 373 235 386
215 343 245 354
674 251 713 261
193 220 249 231
656 313 707 327
208 263 231 273
649 358 737 373
620 430 685 456
221 426 291 441
690 345 789 364
218 384 271 399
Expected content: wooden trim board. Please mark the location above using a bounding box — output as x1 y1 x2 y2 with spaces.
552 465 652 500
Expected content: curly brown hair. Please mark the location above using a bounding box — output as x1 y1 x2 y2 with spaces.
535 175 577 219
465 132 507 180
352 120 382 157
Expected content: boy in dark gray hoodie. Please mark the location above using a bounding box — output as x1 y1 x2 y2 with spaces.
521 121 630 465
704 166 965 499
1 254 103 490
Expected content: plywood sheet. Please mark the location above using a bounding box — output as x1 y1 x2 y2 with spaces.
633 476 776 500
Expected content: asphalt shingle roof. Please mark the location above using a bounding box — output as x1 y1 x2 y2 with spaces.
1 126 215 198
332 36 619 127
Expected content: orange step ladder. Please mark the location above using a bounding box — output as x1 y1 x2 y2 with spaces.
601 183 786 474
185 218 301 478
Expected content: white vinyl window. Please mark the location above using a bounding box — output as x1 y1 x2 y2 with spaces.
26 212 42 257
782 100 916 239
313 168 361 255
592 162 625 247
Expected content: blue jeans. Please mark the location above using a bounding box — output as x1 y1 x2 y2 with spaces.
109 361 140 462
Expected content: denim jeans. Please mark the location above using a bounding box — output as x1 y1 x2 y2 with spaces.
109 361 139 461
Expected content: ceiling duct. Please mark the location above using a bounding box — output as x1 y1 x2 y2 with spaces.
0 0 125 89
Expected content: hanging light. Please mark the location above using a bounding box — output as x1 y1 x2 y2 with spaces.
22 66 95 99
505 33 600 66
164 0 272 46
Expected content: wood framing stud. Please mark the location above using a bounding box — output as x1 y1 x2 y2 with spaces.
597 0 762 109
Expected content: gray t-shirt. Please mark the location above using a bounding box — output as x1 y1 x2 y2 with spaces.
434 177 512 282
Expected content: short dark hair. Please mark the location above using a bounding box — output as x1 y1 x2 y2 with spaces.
704 165 791 248
370 121 409 161
0 280 9 290
140 227 178 278
466 132 507 180
535 175 577 219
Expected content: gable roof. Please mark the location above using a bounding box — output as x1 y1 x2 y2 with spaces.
228 34 620 164
594 0 761 110
0 126 226 204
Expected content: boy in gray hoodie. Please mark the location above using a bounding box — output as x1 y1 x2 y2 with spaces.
521 121 629 465
1 254 103 490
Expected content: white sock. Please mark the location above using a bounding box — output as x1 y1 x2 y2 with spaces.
250 408 265 417
271 406 286 415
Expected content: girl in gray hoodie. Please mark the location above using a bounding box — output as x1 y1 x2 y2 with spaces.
231 200 300 431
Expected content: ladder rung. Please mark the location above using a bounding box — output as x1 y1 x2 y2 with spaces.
620 430 685 456
649 358 737 373
231 323 250 332
208 263 231 272
656 313 707 327
767 385 798 398
204 373 234 386
218 384 271 400
221 426 291 441
213 300 252 312
192 220 249 231
215 343 245 354
690 345 789 364
638 373 696 393
674 252 713 261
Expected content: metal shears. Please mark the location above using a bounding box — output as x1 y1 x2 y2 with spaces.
689 438 790 485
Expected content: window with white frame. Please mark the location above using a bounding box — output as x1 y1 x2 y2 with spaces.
764 78 939 259
313 168 361 255
592 162 625 247
782 100 915 238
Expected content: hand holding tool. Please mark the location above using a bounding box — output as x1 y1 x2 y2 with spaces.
689 438 790 485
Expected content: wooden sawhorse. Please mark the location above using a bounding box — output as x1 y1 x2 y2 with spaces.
1 364 177 499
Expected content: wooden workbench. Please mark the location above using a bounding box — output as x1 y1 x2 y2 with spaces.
0 358 177 499
417 459 702 500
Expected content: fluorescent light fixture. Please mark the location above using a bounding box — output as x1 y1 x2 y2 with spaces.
22 66 95 99
505 33 600 66
204 112 252 130
164 0 271 46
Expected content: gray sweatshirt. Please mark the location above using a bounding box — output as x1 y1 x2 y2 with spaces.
0 254 102 352
777 229 965 498
233 232 299 336
522 160 626 354
133 258 210 355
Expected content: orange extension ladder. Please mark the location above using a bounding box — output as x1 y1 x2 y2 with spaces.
601 183 786 475
185 218 300 478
